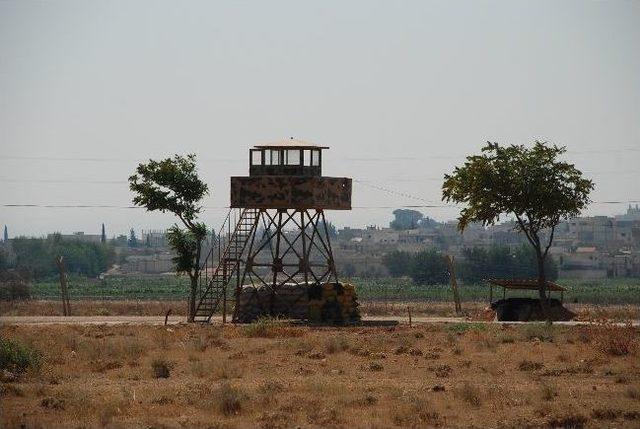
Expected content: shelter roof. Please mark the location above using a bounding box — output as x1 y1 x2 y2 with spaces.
486 279 567 292
253 137 328 149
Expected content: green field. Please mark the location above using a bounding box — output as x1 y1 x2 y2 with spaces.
29 275 640 305
31 275 190 300
349 277 640 305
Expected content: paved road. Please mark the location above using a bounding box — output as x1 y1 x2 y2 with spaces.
1 315 638 326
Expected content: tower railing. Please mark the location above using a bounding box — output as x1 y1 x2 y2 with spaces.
193 207 259 322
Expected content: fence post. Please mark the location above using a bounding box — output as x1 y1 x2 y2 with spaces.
445 255 462 316
54 256 71 316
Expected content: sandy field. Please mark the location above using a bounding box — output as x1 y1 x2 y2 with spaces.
1 320 639 428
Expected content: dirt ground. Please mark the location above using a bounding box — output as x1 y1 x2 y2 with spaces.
1 321 639 428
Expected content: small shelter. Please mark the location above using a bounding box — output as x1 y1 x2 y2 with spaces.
485 278 567 303
484 279 573 321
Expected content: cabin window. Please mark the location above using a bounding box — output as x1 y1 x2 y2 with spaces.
251 150 262 166
285 149 300 165
303 150 312 166
267 149 281 166
311 149 320 166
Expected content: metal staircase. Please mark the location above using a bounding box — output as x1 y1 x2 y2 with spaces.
193 208 259 323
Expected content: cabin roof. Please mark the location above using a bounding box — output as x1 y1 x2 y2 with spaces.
486 278 567 292
253 137 329 149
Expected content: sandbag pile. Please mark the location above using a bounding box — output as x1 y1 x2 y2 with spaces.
234 282 360 324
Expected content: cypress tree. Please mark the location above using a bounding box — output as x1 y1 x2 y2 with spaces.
101 223 106 243
3 225 7 242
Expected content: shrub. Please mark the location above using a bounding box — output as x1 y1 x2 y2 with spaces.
546 414 587 429
369 361 383 371
435 364 452 378
594 323 637 356
151 358 172 378
0 273 31 301
0 338 41 374
325 335 350 354
448 322 487 334
591 408 621 420
521 324 556 342
626 387 640 400
540 382 558 401
214 383 245 416
258 380 285 395
243 317 303 338
456 382 481 406
615 375 629 384
189 360 206 378
40 396 66 410
391 395 440 427
518 360 544 371
189 328 225 352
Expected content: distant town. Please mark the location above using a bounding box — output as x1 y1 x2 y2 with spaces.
2 205 639 281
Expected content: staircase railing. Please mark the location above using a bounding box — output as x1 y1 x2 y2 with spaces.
194 208 258 322
197 208 235 301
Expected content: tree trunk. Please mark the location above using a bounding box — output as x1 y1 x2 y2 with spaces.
535 249 550 322
188 276 197 323
188 238 203 323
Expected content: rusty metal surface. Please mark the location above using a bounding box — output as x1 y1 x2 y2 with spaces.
253 138 328 149
486 279 567 291
230 176 352 210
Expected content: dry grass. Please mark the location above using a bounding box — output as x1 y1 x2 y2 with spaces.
362 301 640 322
1 321 639 428
0 299 186 316
4 300 639 325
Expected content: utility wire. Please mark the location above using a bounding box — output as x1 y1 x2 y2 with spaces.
2 201 640 210
1 147 639 163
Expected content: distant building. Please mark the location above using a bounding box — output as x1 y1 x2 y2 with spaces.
615 204 640 222
141 229 169 248
47 232 102 244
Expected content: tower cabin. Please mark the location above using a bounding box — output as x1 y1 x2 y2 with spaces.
249 138 325 177
231 138 351 210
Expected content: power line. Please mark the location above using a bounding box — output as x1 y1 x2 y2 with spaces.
0 155 243 163
0 179 127 184
1 147 639 163
353 179 440 204
2 200 640 210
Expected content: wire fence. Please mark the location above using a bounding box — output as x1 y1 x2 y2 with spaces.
24 275 640 306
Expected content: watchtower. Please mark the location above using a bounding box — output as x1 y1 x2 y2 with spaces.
193 138 352 323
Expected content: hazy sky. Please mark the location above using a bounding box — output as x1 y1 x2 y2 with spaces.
1 0 639 237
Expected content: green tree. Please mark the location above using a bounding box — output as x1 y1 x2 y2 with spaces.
342 262 356 278
409 249 449 285
382 250 413 277
0 248 9 270
129 154 209 322
460 244 558 283
513 244 558 281
11 237 53 278
390 209 423 230
101 223 106 244
9 236 114 279
442 142 593 318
